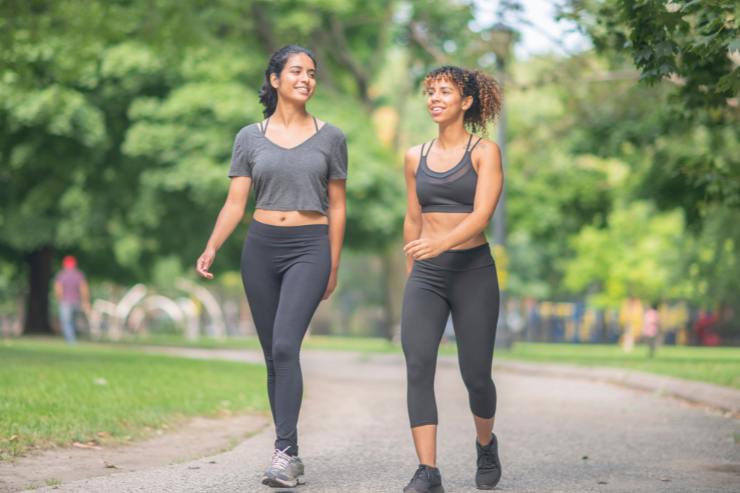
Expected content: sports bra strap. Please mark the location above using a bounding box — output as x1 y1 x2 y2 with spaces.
312 116 319 133
421 139 435 158
463 134 474 152
469 136 483 152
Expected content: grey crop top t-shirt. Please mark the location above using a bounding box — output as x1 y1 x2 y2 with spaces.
228 120 348 215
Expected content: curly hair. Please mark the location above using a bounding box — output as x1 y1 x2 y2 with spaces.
423 65 502 134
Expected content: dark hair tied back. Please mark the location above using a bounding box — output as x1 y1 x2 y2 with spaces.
258 45 317 118
424 65 502 134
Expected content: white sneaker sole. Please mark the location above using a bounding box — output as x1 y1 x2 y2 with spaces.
262 474 305 488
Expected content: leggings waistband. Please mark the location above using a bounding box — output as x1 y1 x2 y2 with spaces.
417 243 494 271
248 219 328 238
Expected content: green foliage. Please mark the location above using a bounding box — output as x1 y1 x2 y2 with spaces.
3 0 737 326
685 205 740 307
1 0 409 295
560 0 739 110
558 1 740 249
563 201 688 306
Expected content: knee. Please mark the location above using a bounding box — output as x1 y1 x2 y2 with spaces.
461 369 494 396
406 357 435 387
272 340 299 366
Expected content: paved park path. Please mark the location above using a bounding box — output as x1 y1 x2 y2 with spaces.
29 349 739 493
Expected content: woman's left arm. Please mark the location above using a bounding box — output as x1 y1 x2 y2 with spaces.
324 179 347 299
405 140 503 260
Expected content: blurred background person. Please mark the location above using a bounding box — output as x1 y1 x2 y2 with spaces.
53 255 90 344
642 302 660 358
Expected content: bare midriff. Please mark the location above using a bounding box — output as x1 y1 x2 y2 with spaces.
253 209 328 226
420 211 487 250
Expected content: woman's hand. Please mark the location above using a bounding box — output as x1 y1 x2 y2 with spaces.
322 269 338 300
196 247 216 279
404 238 446 260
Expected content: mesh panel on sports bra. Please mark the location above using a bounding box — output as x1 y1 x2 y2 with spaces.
421 160 475 183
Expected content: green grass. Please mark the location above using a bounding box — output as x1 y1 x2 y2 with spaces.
0 339 268 459
113 333 459 354
495 343 740 389
112 334 739 388
114 333 263 350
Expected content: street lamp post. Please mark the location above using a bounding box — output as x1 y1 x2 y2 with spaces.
488 22 515 349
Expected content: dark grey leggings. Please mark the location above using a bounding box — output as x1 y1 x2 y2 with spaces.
401 243 499 427
241 220 331 455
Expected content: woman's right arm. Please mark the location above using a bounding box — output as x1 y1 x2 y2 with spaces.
196 176 252 279
403 146 423 276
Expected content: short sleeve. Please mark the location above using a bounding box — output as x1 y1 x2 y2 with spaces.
328 132 348 180
228 130 252 178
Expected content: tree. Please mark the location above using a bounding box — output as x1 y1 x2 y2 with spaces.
559 0 739 207
563 202 688 307
0 0 241 332
560 0 739 111
1 1 412 334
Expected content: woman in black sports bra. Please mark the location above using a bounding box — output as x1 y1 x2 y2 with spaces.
401 66 504 493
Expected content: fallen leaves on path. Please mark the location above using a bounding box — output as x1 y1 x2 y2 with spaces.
72 441 101 450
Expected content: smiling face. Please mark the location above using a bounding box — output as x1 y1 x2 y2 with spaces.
271 52 317 105
424 76 472 125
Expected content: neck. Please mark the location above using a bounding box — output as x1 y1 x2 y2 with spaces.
270 100 310 126
436 119 469 149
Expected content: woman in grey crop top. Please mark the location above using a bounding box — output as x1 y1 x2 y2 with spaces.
400 66 505 493
195 45 347 489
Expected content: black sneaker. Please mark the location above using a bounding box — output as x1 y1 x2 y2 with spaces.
475 433 502 489
403 464 445 493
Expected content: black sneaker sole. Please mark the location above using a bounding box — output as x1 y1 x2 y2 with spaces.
403 486 445 493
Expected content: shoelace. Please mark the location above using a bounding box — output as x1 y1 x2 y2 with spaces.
478 446 499 470
270 447 292 471
410 466 430 483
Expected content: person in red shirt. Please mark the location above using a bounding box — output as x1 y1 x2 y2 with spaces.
53 256 90 343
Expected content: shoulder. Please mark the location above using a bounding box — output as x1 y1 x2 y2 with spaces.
471 137 500 157
471 137 501 169
234 122 261 143
405 144 424 161
404 144 425 171
319 122 347 144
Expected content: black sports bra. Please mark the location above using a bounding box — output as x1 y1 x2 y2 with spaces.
415 134 482 213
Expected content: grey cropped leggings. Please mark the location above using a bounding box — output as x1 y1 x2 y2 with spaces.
401 243 500 427
241 220 331 455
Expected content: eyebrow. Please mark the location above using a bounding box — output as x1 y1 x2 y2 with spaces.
289 65 316 71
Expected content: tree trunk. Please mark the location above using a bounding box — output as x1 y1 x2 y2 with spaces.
23 246 54 334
